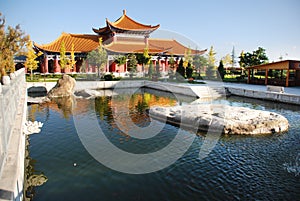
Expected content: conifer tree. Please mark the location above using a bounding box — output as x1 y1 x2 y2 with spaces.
207 46 216 67
231 46 236 67
59 41 68 70
176 58 185 80
136 46 150 76
182 49 193 79
186 63 193 79
127 53 137 78
222 54 232 67
69 43 76 70
183 49 193 68
239 50 246 68
115 55 127 66
193 54 208 79
168 55 176 78
206 46 217 79
25 40 42 80
148 61 153 78
168 55 176 70
155 60 160 77
86 38 107 77
114 54 127 75
217 60 225 80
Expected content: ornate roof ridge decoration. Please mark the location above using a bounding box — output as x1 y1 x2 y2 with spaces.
93 10 160 35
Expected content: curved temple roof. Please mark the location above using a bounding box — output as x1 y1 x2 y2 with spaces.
104 38 207 55
34 33 99 53
93 10 160 35
35 32 206 56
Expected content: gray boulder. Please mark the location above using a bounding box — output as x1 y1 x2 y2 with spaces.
149 104 289 135
48 74 76 98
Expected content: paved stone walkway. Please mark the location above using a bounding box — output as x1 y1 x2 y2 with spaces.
203 80 300 96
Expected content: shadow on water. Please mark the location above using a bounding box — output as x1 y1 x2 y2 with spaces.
226 95 300 111
27 87 47 97
24 136 48 201
25 95 77 200
49 96 76 119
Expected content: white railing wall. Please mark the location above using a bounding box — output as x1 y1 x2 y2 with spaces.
0 68 26 178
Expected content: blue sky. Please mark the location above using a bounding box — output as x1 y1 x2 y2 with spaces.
1 0 299 62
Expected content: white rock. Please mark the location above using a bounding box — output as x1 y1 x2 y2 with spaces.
149 104 289 135
23 120 44 135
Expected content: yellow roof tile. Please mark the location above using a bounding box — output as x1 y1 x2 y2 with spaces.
149 39 206 55
104 38 206 55
34 33 206 56
34 33 100 53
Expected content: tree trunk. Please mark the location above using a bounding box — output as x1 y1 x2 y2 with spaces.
97 66 100 78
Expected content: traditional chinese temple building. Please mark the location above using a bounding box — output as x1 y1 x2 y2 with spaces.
34 10 206 74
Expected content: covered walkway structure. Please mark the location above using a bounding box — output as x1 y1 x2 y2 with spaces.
247 60 300 87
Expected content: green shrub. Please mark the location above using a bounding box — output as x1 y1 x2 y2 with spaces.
112 77 121 81
104 74 113 81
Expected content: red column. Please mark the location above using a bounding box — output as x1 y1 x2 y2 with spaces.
286 70 290 87
112 62 116 72
265 69 268 85
76 59 81 72
247 69 250 84
144 35 149 46
85 61 89 72
54 57 61 73
40 59 44 73
71 63 75 73
161 60 165 72
44 57 48 73
159 59 162 72
165 57 169 72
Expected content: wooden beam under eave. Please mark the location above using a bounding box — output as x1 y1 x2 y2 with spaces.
286 70 290 87
265 69 268 85
247 69 250 84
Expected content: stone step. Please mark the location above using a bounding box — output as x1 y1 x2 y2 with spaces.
191 86 227 99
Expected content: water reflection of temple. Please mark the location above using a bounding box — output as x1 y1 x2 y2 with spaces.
28 91 178 123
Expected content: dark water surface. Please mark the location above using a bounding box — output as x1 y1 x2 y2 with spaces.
28 89 300 201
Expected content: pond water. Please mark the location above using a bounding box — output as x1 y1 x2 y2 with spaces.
27 88 300 201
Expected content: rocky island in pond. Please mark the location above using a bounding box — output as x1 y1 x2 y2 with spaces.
47 74 76 98
149 104 289 135
28 74 76 104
